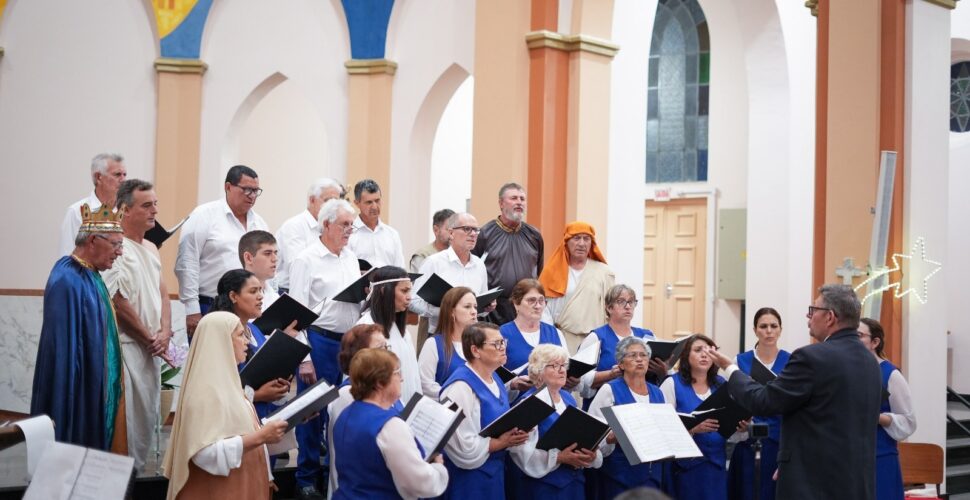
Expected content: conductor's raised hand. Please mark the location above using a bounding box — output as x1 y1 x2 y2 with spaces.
705 345 733 370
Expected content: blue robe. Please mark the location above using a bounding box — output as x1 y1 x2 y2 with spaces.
728 349 790 500
31 256 124 450
876 360 904 500
598 378 668 499
673 375 728 500
583 324 653 410
499 321 563 371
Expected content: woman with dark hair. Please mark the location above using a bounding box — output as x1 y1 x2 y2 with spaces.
357 266 420 403
210 269 291 421
859 318 916 500
332 348 449 499
417 286 477 397
588 336 667 498
440 322 529 499
660 334 733 500
727 307 790 500
499 279 568 392
327 324 392 499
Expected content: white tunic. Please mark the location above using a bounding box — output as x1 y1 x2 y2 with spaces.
175 199 268 315
409 247 488 333
348 216 406 269
288 241 361 333
357 312 421 404
274 210 320 290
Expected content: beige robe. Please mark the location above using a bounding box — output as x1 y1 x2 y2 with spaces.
546 260 615 353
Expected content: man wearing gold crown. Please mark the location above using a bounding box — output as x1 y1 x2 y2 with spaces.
31 202 127 453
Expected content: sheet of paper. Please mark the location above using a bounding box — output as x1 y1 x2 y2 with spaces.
14 415 54 479
404 397 458 457
572 339 600 365
263 380 333 424
22 442 85 500
643 404 703 459
266 428 298 456
70 448 134 499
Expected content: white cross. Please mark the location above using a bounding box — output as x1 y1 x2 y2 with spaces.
835 257 865 285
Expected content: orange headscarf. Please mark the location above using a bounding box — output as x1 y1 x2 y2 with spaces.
538 221 607 298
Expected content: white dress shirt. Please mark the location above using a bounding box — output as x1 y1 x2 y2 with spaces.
288 241 361 333
376 418 450 499
261 281 280 312
275 210 321 290
59 191 103 256
175 199 268 315
357 312 421 404
348 216 406 269
409 247 488 333
883 369 917 441
417 338 466 398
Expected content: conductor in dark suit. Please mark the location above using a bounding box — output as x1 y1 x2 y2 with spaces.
708 284 882 500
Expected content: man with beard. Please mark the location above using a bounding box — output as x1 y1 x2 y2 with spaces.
472 183 544 325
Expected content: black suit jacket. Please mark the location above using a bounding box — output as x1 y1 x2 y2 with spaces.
727 328 882 500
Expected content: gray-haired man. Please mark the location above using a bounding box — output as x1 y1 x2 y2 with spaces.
59 153 127 256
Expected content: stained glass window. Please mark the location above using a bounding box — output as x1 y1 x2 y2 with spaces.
952 61 970 133
646 0 710 182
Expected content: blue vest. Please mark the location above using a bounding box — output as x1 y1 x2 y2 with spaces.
440 365 510 487
602 378 666 487
240 323 274 420
516 388 585 490
332 401 401 499
673 375 727 469
433 334 465 386
736 349 790 442
592 324 655 372
876 360 898 457
500 321 562 371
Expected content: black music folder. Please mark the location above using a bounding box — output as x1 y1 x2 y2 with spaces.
648 337 690 367
536 405 610 451
239 329 312 389
689 383 752 439
567 340 601 379
479 389 555 438
677 407 727 430
333 269 374 303
358 259 373 272
416 273 454 307
495 365 516 384
252 293 319 333
144 216 188 248
262 378 340 431
399 394 466 462
750 358 778 385
476 288 503 311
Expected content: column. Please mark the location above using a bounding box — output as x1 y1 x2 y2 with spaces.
345 59 396 208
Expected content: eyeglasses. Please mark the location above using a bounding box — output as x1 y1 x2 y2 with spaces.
544 363 569 372
623 352 650 360
483 339 507 350
233 185 263 198
523 297 546 306
335 222 357 233
93 234 124 250
454 226 481 234
807 306 836 317
613 299 638 308
857 332 871 339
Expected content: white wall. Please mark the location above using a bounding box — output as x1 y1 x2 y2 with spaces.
0 0 157 288
385 0 475 259
428 77 474 241
198 0 349 229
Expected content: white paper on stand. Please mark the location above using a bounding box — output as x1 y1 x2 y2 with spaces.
23 441 133 500
13 415 54 480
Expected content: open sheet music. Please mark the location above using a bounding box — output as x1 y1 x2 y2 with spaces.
399 394 465 461
23 442 134 500
262 378 340 431
601 403 702 465
567 339 601 378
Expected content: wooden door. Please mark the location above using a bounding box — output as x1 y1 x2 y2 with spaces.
643 198 707 339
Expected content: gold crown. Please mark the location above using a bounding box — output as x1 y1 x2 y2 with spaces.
79 203 124 233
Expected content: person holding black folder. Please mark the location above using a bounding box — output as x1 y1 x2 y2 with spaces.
357 266 421 403
332 348 448 499
588 336 668 498
327 324 395 499
727 307 790 500
508 344 601 499
659 334 735 500
499 279 569 392
418 287 476 397
577 285 663 409
439 322 529 499
163 312 288 499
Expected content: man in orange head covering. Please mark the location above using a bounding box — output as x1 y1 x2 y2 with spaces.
538 222 615 353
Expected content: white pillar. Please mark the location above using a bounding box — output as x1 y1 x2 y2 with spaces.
902 0 950 453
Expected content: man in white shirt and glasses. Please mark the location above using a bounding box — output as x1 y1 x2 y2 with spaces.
175 165 268 337
275 177 344 294
59 153 128 257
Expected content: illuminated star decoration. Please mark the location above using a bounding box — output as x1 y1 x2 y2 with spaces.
854 237 942 305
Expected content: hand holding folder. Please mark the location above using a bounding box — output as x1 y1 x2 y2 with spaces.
252 294 319 333
239 329 312 390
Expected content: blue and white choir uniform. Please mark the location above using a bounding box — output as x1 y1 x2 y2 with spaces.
499 321 568 371
417 334 467 397
332 401 447 499
875 359 916 500
588 378 668 498
727 349 790 500
576 324 655 409
508 387 603 499
439 364 517 500
661 374 729 500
